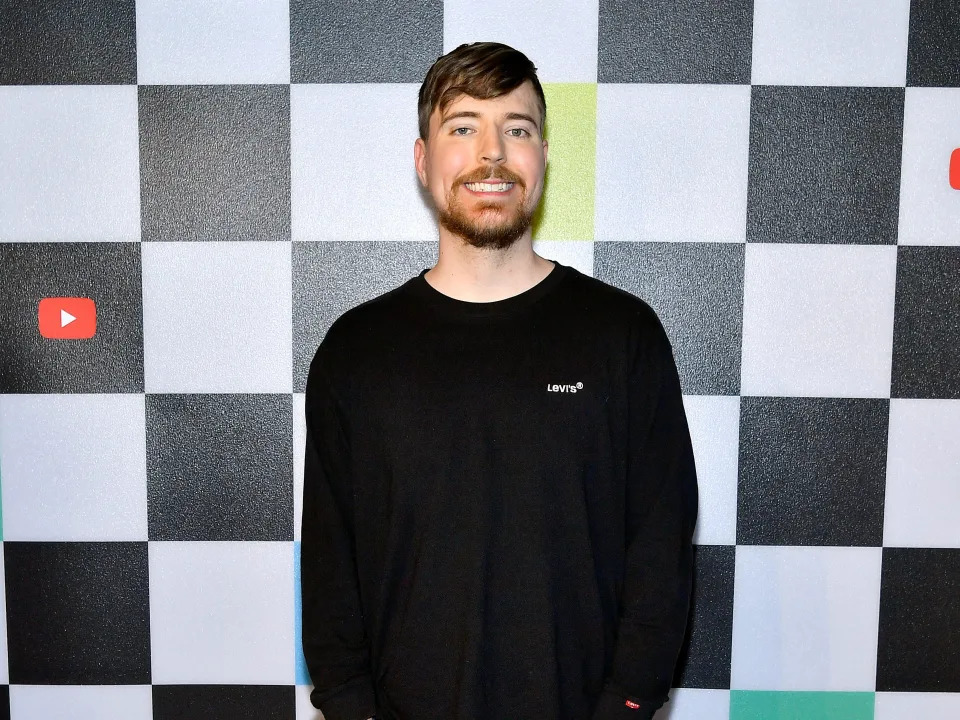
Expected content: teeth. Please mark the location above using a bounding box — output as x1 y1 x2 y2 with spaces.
465 182 513 192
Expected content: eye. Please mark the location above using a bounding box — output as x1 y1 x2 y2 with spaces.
452 127 472 135
508 128 530 137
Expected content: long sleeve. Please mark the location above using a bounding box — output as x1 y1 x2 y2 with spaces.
591 319 699 720
300 349 377 720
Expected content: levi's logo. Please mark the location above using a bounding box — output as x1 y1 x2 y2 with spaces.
38 297 97 339
951 148 960 190
547 382 583 393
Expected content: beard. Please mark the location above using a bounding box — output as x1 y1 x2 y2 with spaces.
435 169 537 251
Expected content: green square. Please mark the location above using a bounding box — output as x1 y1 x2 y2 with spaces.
730 691 874 720
533 83 596 241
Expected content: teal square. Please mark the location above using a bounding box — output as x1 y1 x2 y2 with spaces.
730 691 874 720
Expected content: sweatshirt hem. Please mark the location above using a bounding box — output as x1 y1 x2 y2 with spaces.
311 673 377 720
590 685 666 720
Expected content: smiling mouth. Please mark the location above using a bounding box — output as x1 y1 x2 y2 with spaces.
464 181 515 194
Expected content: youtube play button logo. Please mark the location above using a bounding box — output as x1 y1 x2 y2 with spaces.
38 297 97 339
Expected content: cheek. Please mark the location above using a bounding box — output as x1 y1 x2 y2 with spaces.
431 155 466 191
514 146 544 175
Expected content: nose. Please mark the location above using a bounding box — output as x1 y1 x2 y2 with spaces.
478 127 505 165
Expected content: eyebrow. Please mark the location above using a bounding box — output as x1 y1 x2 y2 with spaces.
441 110 540 128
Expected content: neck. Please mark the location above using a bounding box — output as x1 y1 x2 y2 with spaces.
424 229 555 303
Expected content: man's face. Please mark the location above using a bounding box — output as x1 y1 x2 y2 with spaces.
415 80 548 250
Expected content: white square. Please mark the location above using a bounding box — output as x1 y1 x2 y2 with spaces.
683 395 739 546
294 392 306 542
296 684 323 720
730 545 882 691
291 84 435 242
0 86 140 242
652 688 730 720
0 394 148 541
149 541 295 683
9 685 152 720
740 244 897 398
751 0 910 86
136 0 290 84
883 399 960 548
595 84 751 243
0 546 7 684
897 88 960 246
875 692 960 719
142 242 293 393
443 1 599 82
532 240 594 278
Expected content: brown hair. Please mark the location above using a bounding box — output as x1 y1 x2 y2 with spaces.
418 42 546 142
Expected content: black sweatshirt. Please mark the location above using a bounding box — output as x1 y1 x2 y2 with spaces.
300 259 698 720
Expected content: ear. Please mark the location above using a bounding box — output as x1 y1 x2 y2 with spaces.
542 137 548 165
414 137 427 187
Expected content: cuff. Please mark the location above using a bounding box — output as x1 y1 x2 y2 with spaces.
590 684 665 720
310 673 377 720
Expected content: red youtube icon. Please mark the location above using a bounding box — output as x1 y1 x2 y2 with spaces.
38 297 97 339
951 148 960 191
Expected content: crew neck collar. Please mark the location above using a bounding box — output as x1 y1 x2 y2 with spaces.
408 260 570 318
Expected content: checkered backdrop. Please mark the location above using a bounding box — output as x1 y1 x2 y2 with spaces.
0 1 958 719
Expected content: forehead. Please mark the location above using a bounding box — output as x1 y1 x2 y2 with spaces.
433 81 540 127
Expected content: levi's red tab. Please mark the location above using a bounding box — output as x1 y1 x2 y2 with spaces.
38 297 97 339
950 148 960 190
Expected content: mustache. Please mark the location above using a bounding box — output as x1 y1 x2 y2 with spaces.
459 168 524 185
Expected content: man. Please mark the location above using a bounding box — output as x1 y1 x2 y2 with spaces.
301 42 698 720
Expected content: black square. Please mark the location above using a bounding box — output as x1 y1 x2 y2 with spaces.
0 243 144 394
138 85 290 242
737 397 888 546
891 246 960 399
4 541 151 684
291 0 443 83
746 86 904 244
0 0 136 84
907 0 960 87
598 0 753 84
673 545 734 690
146 394 293 541
593 242 744 396
152 685 295 720
292 240 437 393
876 548 960 692
0 686 8 720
